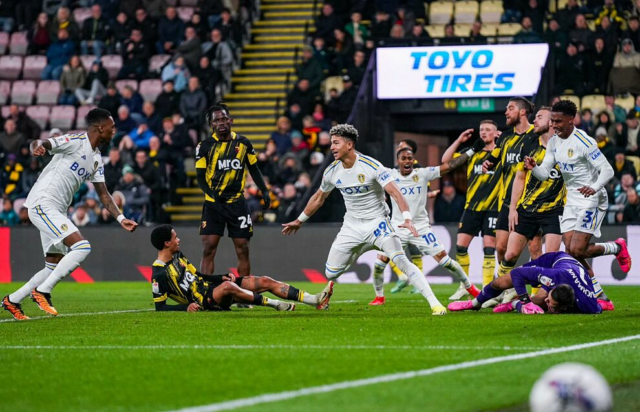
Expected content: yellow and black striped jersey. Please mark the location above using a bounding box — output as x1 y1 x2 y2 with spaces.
516 137 566 213
195 131 258 203
489 125 537 209
152 252 210 308
455 149 501 212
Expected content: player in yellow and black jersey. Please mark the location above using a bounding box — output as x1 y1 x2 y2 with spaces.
497 107 565 283
150 225 333 312
196 103 271 278
442 121 501 297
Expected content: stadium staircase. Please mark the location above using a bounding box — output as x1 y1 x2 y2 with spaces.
167 0 318 223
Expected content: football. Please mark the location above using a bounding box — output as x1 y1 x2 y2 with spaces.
530 362 612 412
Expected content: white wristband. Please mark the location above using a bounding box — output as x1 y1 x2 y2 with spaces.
117 214 125 224
298 212 310 223
464 149 475 158
402 211 412 221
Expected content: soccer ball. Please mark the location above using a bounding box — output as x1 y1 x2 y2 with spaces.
530 362 612 412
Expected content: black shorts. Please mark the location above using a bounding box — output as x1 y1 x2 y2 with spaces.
496 204 510 232
458 210 499 237
514 208 562 240
204 275 245 310
200 199 253 239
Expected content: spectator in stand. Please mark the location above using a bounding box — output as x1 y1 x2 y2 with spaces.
148 136 170 182
42 29 76 80
95 0 119 22
336 75 357 123
624 16 640 51
331 28 354 73
120 85 144 117
6 105 41 142
271 116 293 156
115 165 149 222
82 191 101 224
545 18 568 54
524 0 545 34
0 0 16 33
0 199 19 226
286 103 303 131
116 105 137 136
120 123 156 152
133 149 163 223
119 29 150 80
308 150 325 177
195 56 217 104
557 0 581 31
155 80 181 118
160 117 190 186
595 0 626 27
502 0 523 23
312 37 331 72
142 101 163 136
612 148 637 180
206 29 234 96
28 13 52 55
434 180 465 223
612 39 640 95
316 3 340 44
290 130 310 164
569 14 593 49
198 0 224 29
17 207 30 225
58 56 86 106
162 55 190 93
587 38 614 94
120 0 144 19
580 108 595 136
70 204 91 227
188 13 208 43
440 24 461 45
214 8 242 50
257 151 278 184
1 154 23 198
407 23 432 46
345 12 368 47
622 187 640 222
614 172 639 205
555 42 586 96
626 110 640 156
277 183 300 223
113 12 132 53
326 87 340 123
156 6 185 55
287 79 320 117
514 16 543 44
76 61 109 105
80 4 111 59
143 0 167 19
296 46 324 94
370 10 392 43
312 103 332 131
389 23 405 40
394 7 415 35
614 38 640 68
276 154 301 187
131 8 158 52
180 76 208 131
596 126 616 161
597 16 619 54
49 7 79 41
104 147 124 192
346 50 366 87
606 95 628 123
595 110 617 141
177 26 203 71
98 84 121 118
21 158 41 194
0 120 27 155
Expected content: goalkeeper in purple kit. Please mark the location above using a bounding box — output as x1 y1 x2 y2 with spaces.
448 252 607 315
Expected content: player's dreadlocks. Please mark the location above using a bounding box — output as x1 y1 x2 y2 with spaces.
552 100 578 118
329 124 359 144
206 102 231 127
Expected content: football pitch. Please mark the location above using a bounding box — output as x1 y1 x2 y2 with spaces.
1 282 640 412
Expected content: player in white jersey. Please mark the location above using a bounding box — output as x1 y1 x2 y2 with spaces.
1 109 138 321
368 145 483 305
524 100 631 297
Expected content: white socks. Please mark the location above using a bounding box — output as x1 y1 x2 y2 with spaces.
595 242 620 256
439 255 471 289
9 262 58 303
37 240 91 294
302 292 318 306
392 254 440 307
373 258 387 297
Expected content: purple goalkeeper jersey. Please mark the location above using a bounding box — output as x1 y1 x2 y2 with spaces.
511 252 601 314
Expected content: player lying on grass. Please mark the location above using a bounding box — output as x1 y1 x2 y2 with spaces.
448 252 613 315
151 225 333 312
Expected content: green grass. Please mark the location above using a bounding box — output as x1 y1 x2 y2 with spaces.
1 282 639 412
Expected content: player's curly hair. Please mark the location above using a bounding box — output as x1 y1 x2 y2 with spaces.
86 108 112 127
329 124 359 143
509 97 535 116
206 102 231 126
551 100 578 118
550 284 576 314
150 224 174 251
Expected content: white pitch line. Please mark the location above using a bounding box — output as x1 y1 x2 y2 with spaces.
166 334 640 412
0 309 153 324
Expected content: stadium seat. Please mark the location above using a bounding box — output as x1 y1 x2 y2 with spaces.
0 55 23 80
179 0 198 6
0 32 8 55
586 19 596 32
12 198 25 215
497 23 521 36
23 55 47 80
0 80 10 105
1 105 11 118
149 54 172 73
581 94 606 114
425 24 445 38
9 32 28 55
176 7 194 23
627 156 640 176
80 55 97 71
115 79 139 93
480 0 503 24
139 79 163 101
36 80 61 105
10 80 36 105
101 54 123 79
76 105 97 129
50 106 76 130
429 2 454 25
454 1 479 24
560 95 581 111
39 131 50 140
73 8 92 26
454 23 472 37
322 75 344 101
480 23 499 37
26 105 51 129
616 95 635 112
166 0 177 5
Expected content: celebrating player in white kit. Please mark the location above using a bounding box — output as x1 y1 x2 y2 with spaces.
524 100 631 298
1 109 138 320
368 145 482 306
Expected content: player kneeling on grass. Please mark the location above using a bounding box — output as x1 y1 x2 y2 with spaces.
150 225 333 312
448 252 611 315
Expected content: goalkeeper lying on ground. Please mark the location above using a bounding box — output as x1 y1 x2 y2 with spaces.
447 252 613 314
150 225 333 312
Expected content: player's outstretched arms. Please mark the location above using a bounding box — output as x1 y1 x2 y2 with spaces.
441 128 473 163
384 182 418 236
30 139 51 156
440 138 485 175
282 189 330 235
94 182 138 232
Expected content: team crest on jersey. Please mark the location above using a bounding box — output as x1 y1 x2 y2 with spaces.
94 161 99 171
201 221 207 229
152 281 160 294
60 224 68 232
567 148 574 158
412 175 419 182
357 174 365 183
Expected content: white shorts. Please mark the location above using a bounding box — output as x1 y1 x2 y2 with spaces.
561 204 607 238
396 222 446 256
325 216 398 279
28 203 78 256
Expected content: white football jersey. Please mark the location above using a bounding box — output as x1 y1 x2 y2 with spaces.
541 128 609 207
24 133 106 211
320 153 393 220
389 167 441 227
